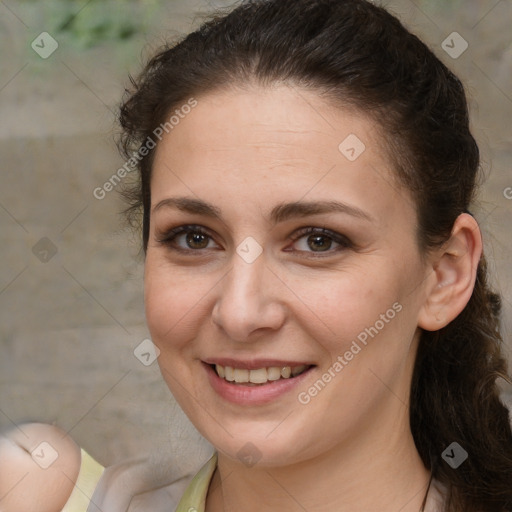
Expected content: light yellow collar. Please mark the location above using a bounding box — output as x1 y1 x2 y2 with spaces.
175 452 218 512
62 449 105 512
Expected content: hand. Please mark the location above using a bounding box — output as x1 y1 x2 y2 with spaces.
0 423 81 512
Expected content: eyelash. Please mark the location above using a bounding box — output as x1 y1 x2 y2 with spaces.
156 224 353 257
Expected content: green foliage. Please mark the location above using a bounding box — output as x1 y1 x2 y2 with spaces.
37 0 159 49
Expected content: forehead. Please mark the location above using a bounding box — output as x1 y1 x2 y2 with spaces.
150 85 413 222
154 85 379 165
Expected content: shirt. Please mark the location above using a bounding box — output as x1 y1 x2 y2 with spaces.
61 450 217 512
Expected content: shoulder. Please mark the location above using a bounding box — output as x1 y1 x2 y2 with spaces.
0 422 81 512
90 457 196 512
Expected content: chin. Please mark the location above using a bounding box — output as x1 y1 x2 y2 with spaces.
200 423 314 468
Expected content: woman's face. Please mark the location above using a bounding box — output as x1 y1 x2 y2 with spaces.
145 85 431 466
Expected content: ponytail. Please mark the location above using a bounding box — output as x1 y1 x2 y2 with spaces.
410 256 512 511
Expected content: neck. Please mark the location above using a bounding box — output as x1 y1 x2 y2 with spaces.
206 406 435 512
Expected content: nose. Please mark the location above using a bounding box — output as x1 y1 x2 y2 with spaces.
211 249 286 342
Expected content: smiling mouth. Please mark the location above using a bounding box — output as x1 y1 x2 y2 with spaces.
211 364 313 385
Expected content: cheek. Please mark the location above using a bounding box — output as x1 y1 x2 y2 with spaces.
295 269 396 331
143 254 209 350
288 262 416 361
143 255 210 403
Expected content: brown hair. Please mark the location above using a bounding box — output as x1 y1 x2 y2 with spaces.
118 0 512 509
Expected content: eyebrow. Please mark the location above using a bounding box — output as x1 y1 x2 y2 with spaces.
152 197 374 224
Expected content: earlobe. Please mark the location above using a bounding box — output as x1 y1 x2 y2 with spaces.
418 213 483 331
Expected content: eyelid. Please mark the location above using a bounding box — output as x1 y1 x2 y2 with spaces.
288 226 350 242
156 224 212 240
156 224 352 256
155 224 220 254
286 226 353 255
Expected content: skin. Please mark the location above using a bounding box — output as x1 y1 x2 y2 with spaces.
0 423 194 512
145 84 482 511
0 86 481 512
0 423 80 512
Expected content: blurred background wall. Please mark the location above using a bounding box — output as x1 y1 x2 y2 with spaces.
1 0 511 472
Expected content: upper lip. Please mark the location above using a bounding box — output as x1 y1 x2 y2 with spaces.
203 358 314 370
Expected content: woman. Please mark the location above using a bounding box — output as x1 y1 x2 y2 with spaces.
1 0 511 510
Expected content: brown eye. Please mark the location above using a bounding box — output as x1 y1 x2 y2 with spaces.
156 225 219 253
288 227 352 256
185 231 210 249
305 234 333 252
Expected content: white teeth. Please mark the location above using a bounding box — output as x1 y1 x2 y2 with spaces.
267 367 281 381
214 364 308 384
249 368 268 384
216 364 225 378
224 366 235 381
234 368 249 383
281 366 291 378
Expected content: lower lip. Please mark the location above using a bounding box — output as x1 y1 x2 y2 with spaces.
203 363 314 406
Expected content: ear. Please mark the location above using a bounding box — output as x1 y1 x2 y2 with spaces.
418 213 482 331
